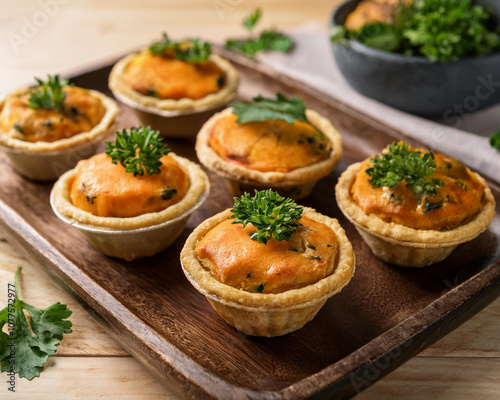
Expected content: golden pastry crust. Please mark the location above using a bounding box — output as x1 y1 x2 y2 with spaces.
336 161 496 247
51 152 209 230
196 108 343 187
0 89 119 153
180 208 355 336
109 49 239 114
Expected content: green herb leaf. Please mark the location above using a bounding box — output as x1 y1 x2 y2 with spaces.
28 75 69 112
243 8 262 31
105 126 170 177
149 33 212 63
230 189 303 245
0 268 72 380
226 29 293 59
366 142 444 198
491 130 500 151
352 22 400 52
231 93 308 124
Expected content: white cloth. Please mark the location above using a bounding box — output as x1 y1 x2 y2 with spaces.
258 22 500 181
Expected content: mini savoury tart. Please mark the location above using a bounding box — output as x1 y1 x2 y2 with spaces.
180 190 355 337
335 142 496 267
0 75 119 181
196 94 342 200
51 127 209 261
109 34 239 137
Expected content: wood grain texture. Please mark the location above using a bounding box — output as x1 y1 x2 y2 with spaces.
1 51 500 399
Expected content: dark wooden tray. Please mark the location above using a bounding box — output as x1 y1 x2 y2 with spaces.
1 49 499 399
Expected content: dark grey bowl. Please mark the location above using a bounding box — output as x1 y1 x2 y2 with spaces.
330 0 500 117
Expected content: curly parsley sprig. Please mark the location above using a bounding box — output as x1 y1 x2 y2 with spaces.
28 75 69 112
366 142 444 198
231 93 308 124
105 127 170 177
491 130 500 151
230 189 303 244
149 33 212 63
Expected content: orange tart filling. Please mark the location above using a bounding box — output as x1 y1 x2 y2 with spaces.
0 87 106 143
207 114 332 173
195 216 338 294
69 153 189 218
350 150 486 231
123 51 225 101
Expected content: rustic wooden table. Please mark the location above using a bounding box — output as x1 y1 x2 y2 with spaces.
1 1 499 399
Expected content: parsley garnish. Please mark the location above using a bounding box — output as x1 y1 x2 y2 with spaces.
307 244 317 251
230 189 303 244
149 33 212 63
28 75 69 112
491 130 500 151
105 126 170 177
331 0 500 62
13 124 24 134
0 267 72 380
225 9 293 59
243 8 262 31
231 93 308 124
366 142 444 199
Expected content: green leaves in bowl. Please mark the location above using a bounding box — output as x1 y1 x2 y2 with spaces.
331 0 500 62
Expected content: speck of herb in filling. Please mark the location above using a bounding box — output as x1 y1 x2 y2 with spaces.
288 247 299 252
445 162 453 169
455 180 468 191
308 256 321 261
422 199 442 214
161 188 177 201
307 244 316 251
70 106 79 116
254 283 265 293
13 124 24 134
306 137 314 144
146 87 157 98
389 193 402 205
247 272 252 278
86 195 97 205
327 244 332 247
216 76 224 88
42 120 53 128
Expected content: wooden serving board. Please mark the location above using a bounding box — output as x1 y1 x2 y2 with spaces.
1 49 499 399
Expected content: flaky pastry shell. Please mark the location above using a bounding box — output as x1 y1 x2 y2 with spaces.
0 90 119 181
196 108 343 200
180 208 355 337
335 162 496 267
51 153 210 261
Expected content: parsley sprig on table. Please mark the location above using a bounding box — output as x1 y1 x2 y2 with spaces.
28 75 69 112
331 0 500 62
491 130 500 151
105 126 170 177
225 9 293 59
230 189 303 244
366 142 444 198
149 33 212 63
231 93 308 124
0 267 73 380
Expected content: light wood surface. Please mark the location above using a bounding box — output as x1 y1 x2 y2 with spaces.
1 1 500 399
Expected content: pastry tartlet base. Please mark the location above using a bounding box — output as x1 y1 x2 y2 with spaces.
0 90 119 181
196 108 343 201
50 153 210 261
109 51 239 138
336 162 496 267
180 208 355 337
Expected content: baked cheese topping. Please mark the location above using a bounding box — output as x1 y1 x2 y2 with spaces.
350 152 485 231
123 52 225 100
208 114 331 173
195 216 338 294
0 87 105 143
70 153 189 218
